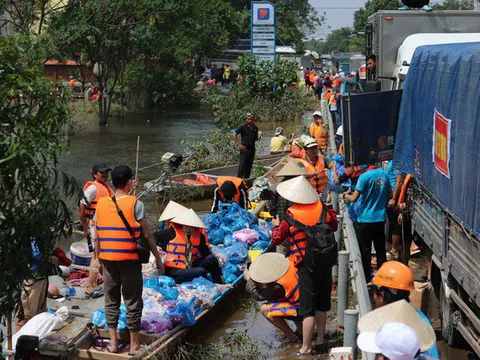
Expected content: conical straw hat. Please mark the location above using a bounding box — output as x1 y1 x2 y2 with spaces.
158 200 188 222
276 160 307 177
358 300 436 352
249 252 290 284
276 176 319 204
170 208 206 229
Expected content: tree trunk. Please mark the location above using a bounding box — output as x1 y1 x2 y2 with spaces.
120 66 125 118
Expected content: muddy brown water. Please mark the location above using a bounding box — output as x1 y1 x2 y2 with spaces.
57 107 476 359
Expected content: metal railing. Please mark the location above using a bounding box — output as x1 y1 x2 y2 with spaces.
321 99 374 360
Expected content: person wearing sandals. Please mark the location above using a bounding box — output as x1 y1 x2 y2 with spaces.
271 176 338 356
244 252 302 343
95 165 164 355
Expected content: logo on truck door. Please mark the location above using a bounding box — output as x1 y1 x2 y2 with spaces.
432 108 452 179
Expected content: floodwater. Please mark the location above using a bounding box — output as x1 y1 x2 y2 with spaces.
58 106 477 359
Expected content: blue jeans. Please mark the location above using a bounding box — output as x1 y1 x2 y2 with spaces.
169 254 222 284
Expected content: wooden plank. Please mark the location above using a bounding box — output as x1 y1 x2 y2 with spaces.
77 347 132 359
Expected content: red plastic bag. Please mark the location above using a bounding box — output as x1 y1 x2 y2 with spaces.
196 173 214 184
183 179 202 186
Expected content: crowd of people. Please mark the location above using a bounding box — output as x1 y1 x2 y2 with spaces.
16 57 437 359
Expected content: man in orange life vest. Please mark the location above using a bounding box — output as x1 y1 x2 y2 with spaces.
95 165 163 355
210 176 248 213
297 137 331 200
309 111 328 152
164 209 223 284
272 176 338 355
79 161 114 297
244 253 302 342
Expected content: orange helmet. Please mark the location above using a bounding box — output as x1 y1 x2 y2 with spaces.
372 261 415 291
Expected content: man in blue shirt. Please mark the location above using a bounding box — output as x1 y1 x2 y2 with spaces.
345 164 391 282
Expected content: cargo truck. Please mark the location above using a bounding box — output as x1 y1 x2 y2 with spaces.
366 10 480 90
393 42 480 357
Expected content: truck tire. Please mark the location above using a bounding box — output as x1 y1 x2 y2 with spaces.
439 283 464 346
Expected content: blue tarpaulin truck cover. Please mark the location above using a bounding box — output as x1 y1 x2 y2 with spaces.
393 42 480 238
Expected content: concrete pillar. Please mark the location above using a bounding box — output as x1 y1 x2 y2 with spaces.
337 250 350 327
344 309 359 360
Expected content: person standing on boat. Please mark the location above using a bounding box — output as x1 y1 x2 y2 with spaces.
244 252 303 343
233 113 261 179
164 209 223 284
309 111 328 153
95 165 163 355
270 127 293 154
210 176 248 213
271 176 338 356
79 161 114 298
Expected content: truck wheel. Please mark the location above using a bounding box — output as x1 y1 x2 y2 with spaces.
440 284 464 346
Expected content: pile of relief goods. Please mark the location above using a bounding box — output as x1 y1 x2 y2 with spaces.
92 202 272 336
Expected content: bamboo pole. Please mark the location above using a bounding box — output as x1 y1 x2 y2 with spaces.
134 136 140 196
7 313 13 360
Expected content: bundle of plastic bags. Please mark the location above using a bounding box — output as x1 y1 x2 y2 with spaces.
223 243 248 264
210 245 228 268
222 262 241 284
248 176 272 202
164 299 196 327
140 313 173 335
92 304 127 331
233 227 259 246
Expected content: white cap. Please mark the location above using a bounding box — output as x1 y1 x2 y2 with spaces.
336 125 343 137
274 127 283 136
313 111 322 117
357 322 421 360
303 137 318 149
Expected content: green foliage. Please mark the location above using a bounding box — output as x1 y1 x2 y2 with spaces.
250 163 269 178
170 330 266 360
181 130 239 172
0 35 80 318
353 0 402 32
431 0 475 9
323 27 364 53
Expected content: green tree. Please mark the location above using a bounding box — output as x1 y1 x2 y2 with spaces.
0 35 79 318
353 0 401 32
431 0 475 9
49 0 164 125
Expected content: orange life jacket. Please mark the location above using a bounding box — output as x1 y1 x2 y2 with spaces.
338 143 344 155
164 227 204 269
398 174 412 205
309 74 317 85
323 88 333 101
333 78 341 89
290 146 306 159
309 122 327 149
329 93 337 106
216 176 246 203
298 156 328 195
96 195 140 261
267 259 300 317
286 201 324 262
83 181 114 220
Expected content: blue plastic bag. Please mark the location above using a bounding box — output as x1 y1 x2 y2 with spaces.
250 240 271 251
222 262 240 284
92 309 106 327
158 286 179 301
207 228 226 246
223 243 248 264
143 275 176 291
251 225 270 243
165 299 196 327
223 233 237 247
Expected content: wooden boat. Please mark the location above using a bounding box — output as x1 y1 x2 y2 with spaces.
3 204 271 359
143 154 288 199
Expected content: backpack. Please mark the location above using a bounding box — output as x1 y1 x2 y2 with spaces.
283 204 338 272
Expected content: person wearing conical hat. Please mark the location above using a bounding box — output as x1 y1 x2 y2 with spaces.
370 261 439 358
271 176 338 356
358 300 437 359
244 253 302 342
153 200 188 250
164 209 223 284
270 160 307 220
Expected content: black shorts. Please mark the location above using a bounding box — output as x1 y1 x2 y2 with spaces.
298 263 332 317
387 208 401 236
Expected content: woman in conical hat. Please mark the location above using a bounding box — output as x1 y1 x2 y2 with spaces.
164 209 223 284
271 176 339 355
244 252 302 342
154 200 188 251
